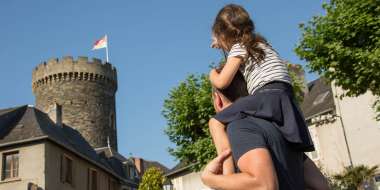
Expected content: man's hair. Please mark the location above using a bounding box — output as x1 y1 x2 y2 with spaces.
213 64 249 102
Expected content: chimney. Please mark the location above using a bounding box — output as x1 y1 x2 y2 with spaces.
56 103 62 127
134 157 145 175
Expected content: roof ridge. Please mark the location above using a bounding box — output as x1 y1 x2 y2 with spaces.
0 105 28 116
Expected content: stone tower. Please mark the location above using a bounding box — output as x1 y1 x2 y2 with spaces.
32 56 118 150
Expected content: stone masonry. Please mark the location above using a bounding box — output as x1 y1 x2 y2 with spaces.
32 56 118 150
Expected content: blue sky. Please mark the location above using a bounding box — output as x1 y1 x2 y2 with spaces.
0 0 324 168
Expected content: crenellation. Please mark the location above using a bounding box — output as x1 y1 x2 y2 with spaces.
48 58 58 65
78 56 89 64
92 58 102 64
62 56 74 63
32 56 118 93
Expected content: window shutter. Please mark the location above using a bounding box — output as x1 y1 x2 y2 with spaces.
60 155 64 182
71 160 75 187
87 168 91 190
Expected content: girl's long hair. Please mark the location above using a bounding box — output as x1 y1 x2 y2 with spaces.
212 4 268 63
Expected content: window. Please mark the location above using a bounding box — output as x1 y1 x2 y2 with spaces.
2 151 19 180
60 154 73 185
374 174 380 190
109 113 115 130
88 168 97 190
129 167 135 179
307 127 321 160
313 91 330 106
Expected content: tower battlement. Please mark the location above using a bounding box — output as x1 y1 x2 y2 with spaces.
32 56 117 93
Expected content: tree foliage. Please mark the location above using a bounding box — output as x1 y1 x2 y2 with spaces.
287 64 306 103
138 167 165 190
295 0 380 118
163 74 216 171
330 165 378 190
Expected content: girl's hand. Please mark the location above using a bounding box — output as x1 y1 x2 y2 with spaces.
209 69 219 84
209 56 242 89
204 149 231 174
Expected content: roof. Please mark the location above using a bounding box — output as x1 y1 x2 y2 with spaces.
0 105 136 185
130 157 169 175
300 77 335 119
165 161 194 177
143 159 169 174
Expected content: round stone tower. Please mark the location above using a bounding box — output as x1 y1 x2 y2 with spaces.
32 56 118 150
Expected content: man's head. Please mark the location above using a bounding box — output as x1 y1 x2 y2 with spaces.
212 64 248 112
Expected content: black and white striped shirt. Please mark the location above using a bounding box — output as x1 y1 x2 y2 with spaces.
228 43 292 94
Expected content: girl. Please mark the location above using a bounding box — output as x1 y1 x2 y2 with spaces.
208 4 314 175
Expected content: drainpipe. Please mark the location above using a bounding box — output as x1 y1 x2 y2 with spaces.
333 85 353 167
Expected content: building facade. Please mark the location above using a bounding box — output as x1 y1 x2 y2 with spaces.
301 78 380 178
0 57 141 190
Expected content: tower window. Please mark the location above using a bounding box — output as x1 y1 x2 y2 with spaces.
109 113 115 130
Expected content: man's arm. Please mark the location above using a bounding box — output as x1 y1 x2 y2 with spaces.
304 156 330 190
202 148 278 190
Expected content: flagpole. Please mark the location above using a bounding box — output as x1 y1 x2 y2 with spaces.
106 46 109 63
105 35 109 63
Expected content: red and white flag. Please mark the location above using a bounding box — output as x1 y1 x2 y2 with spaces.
92 35 107 50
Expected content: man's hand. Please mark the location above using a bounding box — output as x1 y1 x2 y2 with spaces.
201 148 278 190
201 149 232 184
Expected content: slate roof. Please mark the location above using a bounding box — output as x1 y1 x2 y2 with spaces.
142 159 169 174
95 146 136 181
300 77 335 120
0 105 136 185
165 161 194 177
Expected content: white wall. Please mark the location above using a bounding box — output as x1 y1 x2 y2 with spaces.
171 171 211 190
333 84 380 168
0 143 45 190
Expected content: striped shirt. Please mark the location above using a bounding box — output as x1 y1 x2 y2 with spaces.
228 43 292 94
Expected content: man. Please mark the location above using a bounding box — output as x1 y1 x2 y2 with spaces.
201 70 329 190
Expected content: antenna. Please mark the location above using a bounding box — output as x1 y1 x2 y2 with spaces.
107 136 111 149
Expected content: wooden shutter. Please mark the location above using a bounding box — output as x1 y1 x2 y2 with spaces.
87 168 91 190
60 155 64 182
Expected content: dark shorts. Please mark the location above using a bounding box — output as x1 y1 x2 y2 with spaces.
214 81 314 152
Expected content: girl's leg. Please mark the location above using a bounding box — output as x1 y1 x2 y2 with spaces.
208 118 235 175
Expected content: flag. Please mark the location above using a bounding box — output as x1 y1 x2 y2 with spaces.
92 35 107 50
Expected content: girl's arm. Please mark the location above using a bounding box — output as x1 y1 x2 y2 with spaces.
210 56 243 89
209 118 235 175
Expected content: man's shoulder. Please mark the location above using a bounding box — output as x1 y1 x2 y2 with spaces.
227 117 263 133
227 116 281 137
227 117 272 130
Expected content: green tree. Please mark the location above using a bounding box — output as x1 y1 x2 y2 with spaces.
331 165 378 190
163 74 216 171
287 63 306 103
295 0 380 118
163 64 305 171
138 167 165 190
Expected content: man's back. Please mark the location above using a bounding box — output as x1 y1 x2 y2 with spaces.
227 116 304 190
